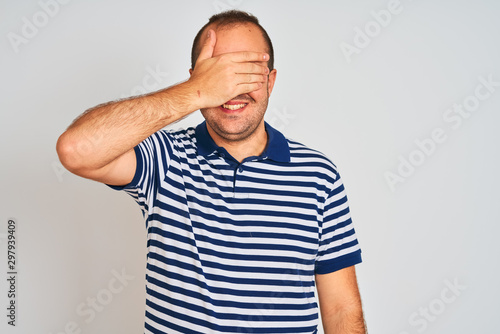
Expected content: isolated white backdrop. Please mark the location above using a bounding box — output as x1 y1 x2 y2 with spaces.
1 0 499 333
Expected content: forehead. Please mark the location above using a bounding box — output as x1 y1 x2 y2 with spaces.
204 23 268 56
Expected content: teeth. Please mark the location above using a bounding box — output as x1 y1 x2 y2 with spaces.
222 103 247 110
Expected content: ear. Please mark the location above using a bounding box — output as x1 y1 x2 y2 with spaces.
189 68 193 76
267 69 277 96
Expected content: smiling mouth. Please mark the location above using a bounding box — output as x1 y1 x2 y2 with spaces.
220 103 248 111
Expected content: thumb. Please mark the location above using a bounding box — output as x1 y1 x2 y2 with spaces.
197 29 216 63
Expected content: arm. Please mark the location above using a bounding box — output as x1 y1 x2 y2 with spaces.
56 29 269 185
316 266 367 334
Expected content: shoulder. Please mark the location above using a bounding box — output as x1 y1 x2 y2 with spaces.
286 137 341 182
148 127 197 148
137 127 197 161
160 126 196 142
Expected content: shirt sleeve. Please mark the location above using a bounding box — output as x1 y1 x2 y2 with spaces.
107 130 174 217
315 173 362 275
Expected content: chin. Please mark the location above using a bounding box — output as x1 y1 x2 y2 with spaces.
202 108 266 140
215 126 251 140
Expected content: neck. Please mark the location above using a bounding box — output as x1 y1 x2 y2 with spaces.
207 122 268 163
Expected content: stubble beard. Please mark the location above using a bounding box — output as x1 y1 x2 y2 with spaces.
201 90 270 143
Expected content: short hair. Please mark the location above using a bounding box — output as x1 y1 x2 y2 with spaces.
191 10 274 71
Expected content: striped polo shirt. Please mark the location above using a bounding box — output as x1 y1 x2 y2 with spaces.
110 121 362 334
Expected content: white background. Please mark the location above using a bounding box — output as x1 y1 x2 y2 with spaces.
1 0 499 333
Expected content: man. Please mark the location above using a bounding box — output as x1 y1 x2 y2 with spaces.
57 10 367 334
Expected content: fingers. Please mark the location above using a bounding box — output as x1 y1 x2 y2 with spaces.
229 51 269 63
235 62 269 75
235 82 264 95
232 62 268 89
236 74 267 85
197 29 216 63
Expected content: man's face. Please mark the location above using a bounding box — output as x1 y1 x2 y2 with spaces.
198 23 277 143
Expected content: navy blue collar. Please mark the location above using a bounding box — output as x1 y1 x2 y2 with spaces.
195 121 290 163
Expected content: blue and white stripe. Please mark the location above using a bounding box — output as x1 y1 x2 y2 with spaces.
111 121 361 333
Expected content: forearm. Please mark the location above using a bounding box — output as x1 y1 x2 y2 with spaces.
322 306 367 334
57 81 199 172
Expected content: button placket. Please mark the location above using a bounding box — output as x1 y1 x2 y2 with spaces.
233 162 246 196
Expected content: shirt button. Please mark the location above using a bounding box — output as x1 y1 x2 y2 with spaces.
238 167 243 173
220 153 225 158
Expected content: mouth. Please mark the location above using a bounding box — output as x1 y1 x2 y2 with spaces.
219 102 249 113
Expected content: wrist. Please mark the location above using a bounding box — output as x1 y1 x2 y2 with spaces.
149 80 201 124
175 80 204 112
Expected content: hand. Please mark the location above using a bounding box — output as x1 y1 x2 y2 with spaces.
188 29 270 109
